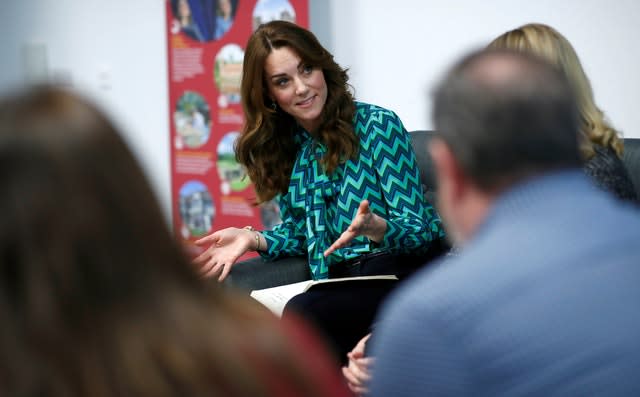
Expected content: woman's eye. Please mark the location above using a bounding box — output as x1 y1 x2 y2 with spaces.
275 78 289 86
301 65 314 74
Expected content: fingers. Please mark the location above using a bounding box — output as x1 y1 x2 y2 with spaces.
356 203 374 235
357 199 370 217
348 357 373 383
218 260 235 282
193 246 214 266
192 243 225 279
342 366 360 387
193 232 222 267
351 333 372 356
342 362 371 395
199 251 240 281
194 232 219 245
324 235 349 257
354 356 375 370
200 259 221 278
191 230 228 275
325 200 374 257
345 377 368 396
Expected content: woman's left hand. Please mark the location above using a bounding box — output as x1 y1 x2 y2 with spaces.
324 200 387 257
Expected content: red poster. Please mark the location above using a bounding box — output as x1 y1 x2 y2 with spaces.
166 0 309 259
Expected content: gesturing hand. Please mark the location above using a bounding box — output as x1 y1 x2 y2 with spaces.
324 200 387 257
192 227 253 281
342 333 374 396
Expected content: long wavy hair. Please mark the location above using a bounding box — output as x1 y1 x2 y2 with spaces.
0 87 346 397
236 20 357 203
488 23 624 159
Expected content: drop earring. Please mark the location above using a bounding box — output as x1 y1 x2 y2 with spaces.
270 101 277 111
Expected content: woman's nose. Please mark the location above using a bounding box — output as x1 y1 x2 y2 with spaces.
294 78 309 96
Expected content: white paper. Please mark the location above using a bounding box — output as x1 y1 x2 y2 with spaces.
250 275 398 317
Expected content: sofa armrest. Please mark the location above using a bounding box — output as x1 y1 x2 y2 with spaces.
223 255 311 292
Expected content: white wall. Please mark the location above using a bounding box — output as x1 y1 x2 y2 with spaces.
2 0 639 223
310 0 640 139
0 0 171 221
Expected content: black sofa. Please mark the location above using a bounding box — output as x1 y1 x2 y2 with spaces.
224 130 640 292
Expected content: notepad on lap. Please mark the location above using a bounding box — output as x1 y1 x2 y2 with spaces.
250 275 398 317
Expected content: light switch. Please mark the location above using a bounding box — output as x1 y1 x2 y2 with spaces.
22 42 49 84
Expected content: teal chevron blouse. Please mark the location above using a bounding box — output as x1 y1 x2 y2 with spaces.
260 102 444 280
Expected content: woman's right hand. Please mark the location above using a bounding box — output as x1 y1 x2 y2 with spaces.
193 227 254 281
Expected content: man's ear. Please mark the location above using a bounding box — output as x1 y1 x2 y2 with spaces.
429 138 466 199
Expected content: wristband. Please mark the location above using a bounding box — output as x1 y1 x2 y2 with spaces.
243 226 261 251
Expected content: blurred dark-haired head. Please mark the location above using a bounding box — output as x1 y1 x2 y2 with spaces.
0 87 197 309
0 86 206 394
0 86 347 397
432 49 582 192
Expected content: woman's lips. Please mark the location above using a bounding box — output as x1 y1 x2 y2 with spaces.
297 95 315 107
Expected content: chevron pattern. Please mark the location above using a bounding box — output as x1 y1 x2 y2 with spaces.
261 102 444 279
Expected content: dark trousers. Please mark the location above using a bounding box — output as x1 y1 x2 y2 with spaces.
281 251 430 364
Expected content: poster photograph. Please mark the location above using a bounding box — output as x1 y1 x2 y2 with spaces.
166 0 309 257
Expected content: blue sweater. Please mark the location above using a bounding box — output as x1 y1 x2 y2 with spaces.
370 171 640 396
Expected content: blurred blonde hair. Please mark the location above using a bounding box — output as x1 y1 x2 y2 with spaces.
488 23 623 159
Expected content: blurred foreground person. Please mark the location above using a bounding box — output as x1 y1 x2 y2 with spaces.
343 22 640 393
0 86 351 397
369 49 640 396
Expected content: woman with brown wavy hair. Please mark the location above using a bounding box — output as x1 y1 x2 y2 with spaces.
194 20 445 361
0 86 351 397
488 23 637 202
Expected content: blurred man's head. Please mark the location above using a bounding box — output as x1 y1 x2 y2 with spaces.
429 49 581 245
